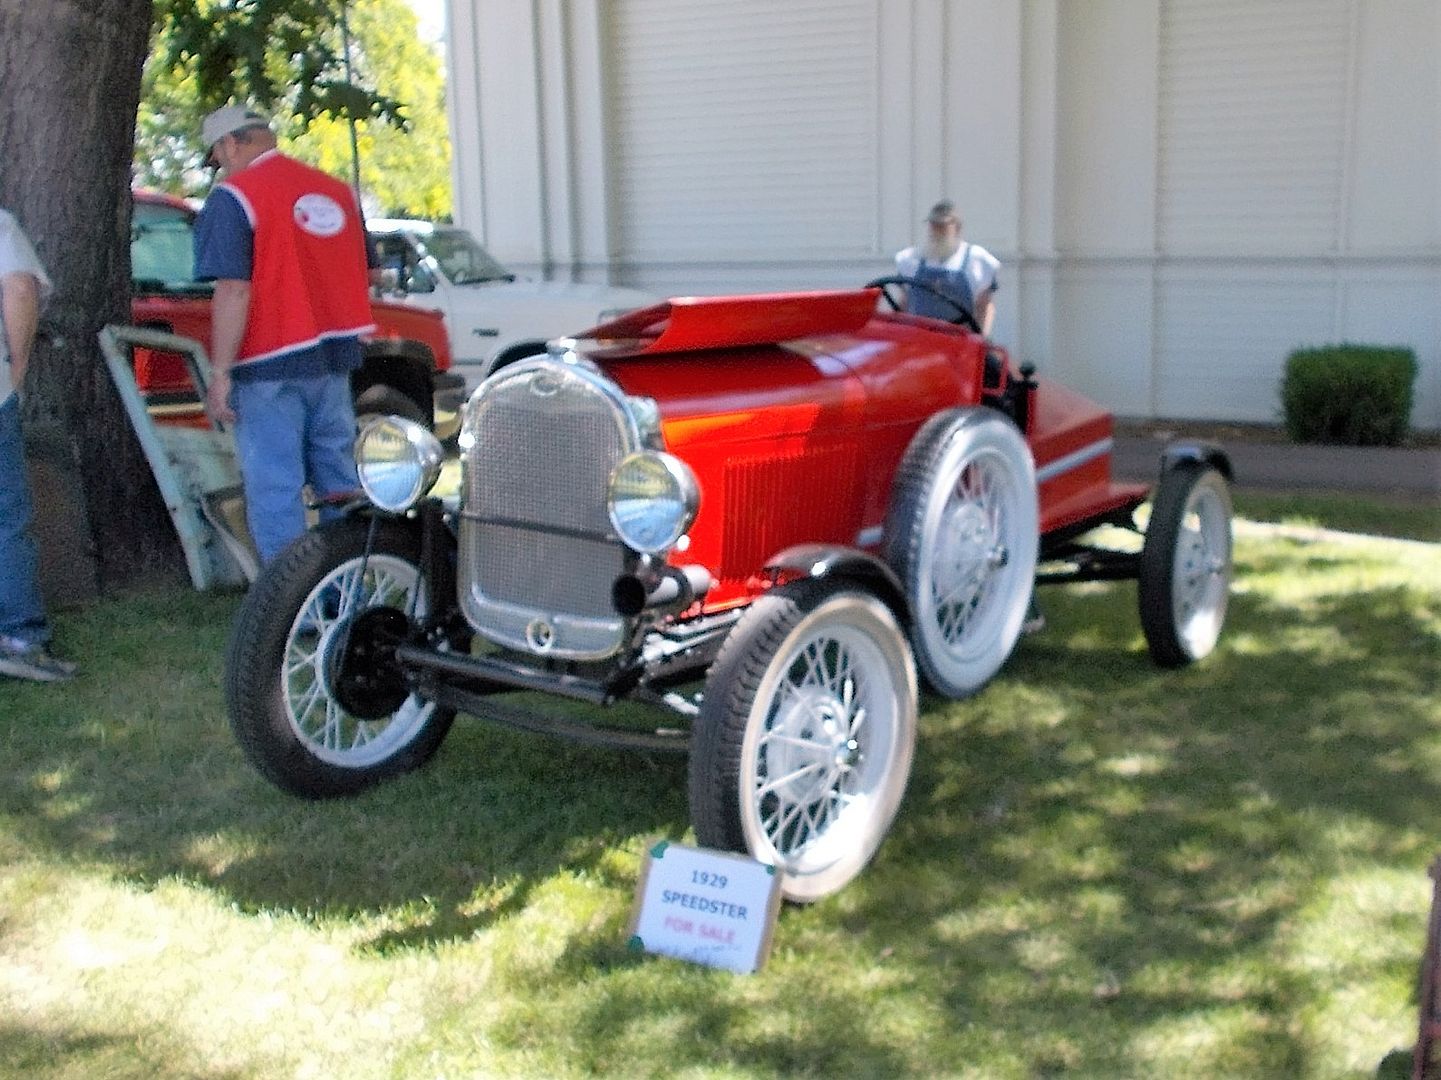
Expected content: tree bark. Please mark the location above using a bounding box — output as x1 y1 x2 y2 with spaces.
0 0 184 590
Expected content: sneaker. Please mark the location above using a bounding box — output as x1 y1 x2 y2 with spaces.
0 639 78 683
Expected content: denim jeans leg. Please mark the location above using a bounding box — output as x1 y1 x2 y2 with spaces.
0 397 50 645
303 373 360 526
232 379 308 564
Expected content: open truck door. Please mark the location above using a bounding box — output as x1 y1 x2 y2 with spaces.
99 325 259 589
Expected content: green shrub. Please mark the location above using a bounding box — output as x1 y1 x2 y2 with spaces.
1281 344 1417 446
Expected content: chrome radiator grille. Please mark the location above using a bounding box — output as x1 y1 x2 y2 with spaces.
458 359 637 659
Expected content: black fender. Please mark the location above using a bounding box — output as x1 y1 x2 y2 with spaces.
353 339 437 423
332 499 456 628
1159 440 1233 482
361 336 437 370
763 543 910 626
490 340 549 376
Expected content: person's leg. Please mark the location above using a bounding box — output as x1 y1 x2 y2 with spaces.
0 397 49 646
232 378 308 563
0 396 74 681
302 373 359 525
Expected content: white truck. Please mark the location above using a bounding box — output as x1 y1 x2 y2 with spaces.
368 218 654 393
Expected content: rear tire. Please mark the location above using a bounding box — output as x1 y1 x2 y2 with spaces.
689 580 917 903
1138 464 1232 666
884 409 1038 698
225 517 456 797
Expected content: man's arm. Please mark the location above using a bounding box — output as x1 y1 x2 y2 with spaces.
192 189 254 426
975 289 995 337
206 278 251 425
1 270 42 391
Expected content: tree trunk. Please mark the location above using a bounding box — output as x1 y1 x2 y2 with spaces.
0 0 184 590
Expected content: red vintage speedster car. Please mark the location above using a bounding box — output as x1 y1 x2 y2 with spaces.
225 281 1233 902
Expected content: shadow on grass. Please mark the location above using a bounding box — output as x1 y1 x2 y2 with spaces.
2 540 1437 1074
0 589 694 950
431 567 1435 1074
0 1020 249 1080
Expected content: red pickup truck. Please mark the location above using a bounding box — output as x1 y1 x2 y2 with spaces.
130 190 463 434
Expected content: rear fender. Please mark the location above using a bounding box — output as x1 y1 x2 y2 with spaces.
762 543 910 626
1160 441 1233 482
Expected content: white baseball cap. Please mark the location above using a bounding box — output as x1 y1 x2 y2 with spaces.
201 105 271 164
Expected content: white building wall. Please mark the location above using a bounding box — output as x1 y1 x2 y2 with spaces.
449 0 1441 429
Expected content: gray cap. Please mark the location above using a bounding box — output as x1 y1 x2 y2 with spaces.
926 200 959 225
201 105 271 160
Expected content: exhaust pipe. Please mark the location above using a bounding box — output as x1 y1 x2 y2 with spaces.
612 565 712 617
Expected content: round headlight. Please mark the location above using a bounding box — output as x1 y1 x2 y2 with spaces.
355 416 444 513
607 451 699 554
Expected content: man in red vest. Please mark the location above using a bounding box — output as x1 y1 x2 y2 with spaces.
194 105 374 564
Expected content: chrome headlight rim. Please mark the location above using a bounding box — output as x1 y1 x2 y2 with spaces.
355 415 445 513
607 451 700 555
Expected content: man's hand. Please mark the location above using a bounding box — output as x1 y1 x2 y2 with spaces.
206 368 236 425
207 278 250 426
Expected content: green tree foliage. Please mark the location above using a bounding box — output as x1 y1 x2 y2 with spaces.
138 0 451 218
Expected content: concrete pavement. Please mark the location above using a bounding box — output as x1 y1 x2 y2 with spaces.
1111 425 1441 499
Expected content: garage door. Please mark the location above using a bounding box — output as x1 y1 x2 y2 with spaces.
1157 0 1351 254
1155 0 1353 419
604 0 876 263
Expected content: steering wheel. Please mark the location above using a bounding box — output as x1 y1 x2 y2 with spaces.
865 274 982 335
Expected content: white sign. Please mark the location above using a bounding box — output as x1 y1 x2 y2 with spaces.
628 841 782 973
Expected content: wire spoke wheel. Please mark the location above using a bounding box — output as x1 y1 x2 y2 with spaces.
885 409 1038 698
690 582 917 903
282 554 435 768
226 519 458 798
930 455 1013 642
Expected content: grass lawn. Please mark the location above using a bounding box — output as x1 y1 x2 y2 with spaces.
1 495 1438 1078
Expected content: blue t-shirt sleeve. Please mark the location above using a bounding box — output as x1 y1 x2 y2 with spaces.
193 188 253 282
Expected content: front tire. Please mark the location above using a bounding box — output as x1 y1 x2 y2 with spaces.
884 409 1039 698
1139 463 1232 666
689 580 917 903
225 517 456 797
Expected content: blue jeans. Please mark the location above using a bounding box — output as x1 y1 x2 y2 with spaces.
0 396 50 646
231 373 359 564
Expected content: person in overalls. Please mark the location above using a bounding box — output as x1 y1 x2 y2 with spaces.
895 200 1039 631
894 200 1000 336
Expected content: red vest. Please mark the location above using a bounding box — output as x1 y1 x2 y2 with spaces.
219 153 375 365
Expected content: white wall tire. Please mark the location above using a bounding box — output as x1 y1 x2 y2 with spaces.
225 519 456 797
1139 464 1232 666
884 409 1039 698
689 581 918 903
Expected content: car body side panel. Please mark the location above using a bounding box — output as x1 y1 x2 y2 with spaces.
603 346 867 607
789 318 986 536
592 290 1155 602
130 294 451 398
597 317 989 608
1028 376 1149 534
